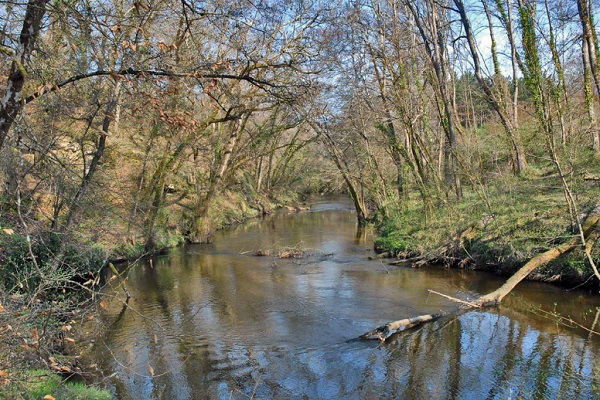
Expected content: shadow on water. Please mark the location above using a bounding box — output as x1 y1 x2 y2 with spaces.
92 198 600 399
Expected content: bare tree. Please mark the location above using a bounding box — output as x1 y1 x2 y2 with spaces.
577 0 600 152
405 0 463 200
454 0 528 174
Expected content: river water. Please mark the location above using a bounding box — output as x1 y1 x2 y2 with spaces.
91 197 600 399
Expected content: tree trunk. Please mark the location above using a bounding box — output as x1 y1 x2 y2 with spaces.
310 120 370 225
50 80 122 270
360 313 444 342
406 1 462 199
0 0 48 151
476 211 599 306
578 0 600 153
366 43 404 197
456 0 527 174
544 0 570 146
190 116 249 243
476 241 580 306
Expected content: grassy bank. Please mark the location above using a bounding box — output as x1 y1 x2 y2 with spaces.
0 370 111 400
374 166 600 289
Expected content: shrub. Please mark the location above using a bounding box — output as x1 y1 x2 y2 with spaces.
0 230 107 295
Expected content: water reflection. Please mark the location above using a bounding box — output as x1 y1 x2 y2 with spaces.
93 199 600 399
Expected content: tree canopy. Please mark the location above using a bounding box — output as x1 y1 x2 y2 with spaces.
1 0 599 288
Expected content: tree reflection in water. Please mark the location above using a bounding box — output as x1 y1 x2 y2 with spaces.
91 204 600 399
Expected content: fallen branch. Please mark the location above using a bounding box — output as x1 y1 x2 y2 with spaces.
360 313 444 342
108 263 131 302
475 212 599 307
427 290 481 308
361 206 600 342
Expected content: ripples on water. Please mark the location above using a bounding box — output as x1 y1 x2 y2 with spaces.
92 197 600 399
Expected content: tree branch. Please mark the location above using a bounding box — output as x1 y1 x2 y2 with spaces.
24 67 281 104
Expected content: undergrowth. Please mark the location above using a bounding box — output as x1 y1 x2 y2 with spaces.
375 166 600 287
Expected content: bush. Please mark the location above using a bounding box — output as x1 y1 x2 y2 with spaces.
110 241 146 260
0 229 37 292
0 230 107 295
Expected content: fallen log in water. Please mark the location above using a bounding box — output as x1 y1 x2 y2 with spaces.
360 313 445 342
361 205 600 342
475 208 600 306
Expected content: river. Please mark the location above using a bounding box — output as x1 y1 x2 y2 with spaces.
91 197 600 399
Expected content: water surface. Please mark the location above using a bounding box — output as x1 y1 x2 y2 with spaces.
92 197 600 399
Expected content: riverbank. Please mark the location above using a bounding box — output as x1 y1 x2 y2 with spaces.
107 189 306 262
374 168 600 291
1 176 598 398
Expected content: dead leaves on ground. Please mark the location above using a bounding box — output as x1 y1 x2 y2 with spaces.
0 370 9 385
99 300 109 310
48 357 74 374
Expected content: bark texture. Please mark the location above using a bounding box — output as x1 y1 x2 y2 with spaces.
0 0 48 150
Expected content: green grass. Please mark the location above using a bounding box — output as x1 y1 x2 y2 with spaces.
2 370 111 400
375 166 600 283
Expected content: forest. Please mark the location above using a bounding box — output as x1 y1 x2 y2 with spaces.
1 0 600 397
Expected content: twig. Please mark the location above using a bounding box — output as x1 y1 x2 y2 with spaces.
379 260 389 274
427 289 481 308
533 307 599 336
589 308 600 340
16 186 45 282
